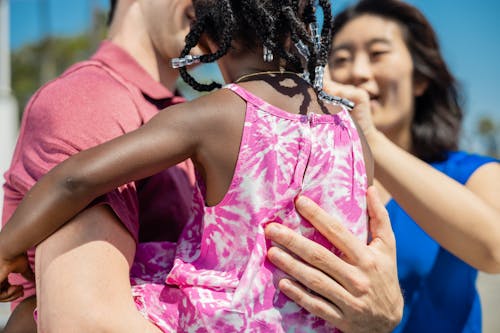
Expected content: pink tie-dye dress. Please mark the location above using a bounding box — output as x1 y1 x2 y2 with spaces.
131 83 368 332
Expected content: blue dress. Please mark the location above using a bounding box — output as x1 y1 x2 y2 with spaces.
390 151 498 333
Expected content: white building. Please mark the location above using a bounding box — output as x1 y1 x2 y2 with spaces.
0 0 19 221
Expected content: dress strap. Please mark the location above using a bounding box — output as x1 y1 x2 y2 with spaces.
223 83 255 103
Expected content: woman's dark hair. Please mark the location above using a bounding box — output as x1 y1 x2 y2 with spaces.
107 0 117 26
178 0 333 93
333 0 463 162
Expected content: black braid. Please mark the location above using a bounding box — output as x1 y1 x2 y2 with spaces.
318 0 333 66
179 0 235 91
270 0 302 71
302 0 316 25
295 0 319 80
177 0 335 92
282 5 311 45
178 16 220 91
304 1 319 84
239 0 276 53
199 0 235 62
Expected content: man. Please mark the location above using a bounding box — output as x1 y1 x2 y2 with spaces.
1 1 402 332
3 1 197 331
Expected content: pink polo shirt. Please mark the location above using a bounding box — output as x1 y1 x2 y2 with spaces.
2 41 195 308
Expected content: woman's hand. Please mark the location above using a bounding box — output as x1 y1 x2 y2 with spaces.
323 80 379 144
0 253 34 302
265 187 403 333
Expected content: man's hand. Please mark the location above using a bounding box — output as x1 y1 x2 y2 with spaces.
265 186 403 333
0 253 34 302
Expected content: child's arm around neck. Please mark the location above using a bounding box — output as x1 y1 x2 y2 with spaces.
0 99 208 261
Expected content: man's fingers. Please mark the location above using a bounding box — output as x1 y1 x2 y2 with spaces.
0 284 23 302
278 278 346 331
294 196 366 264
366 187 395 247
265 223 357 286
267 245 356 306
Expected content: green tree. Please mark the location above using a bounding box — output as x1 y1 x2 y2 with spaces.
476 116 499 158
11 9 108 119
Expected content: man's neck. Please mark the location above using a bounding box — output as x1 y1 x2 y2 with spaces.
107 2 179 92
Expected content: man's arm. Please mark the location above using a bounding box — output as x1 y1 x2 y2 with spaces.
35 204 161 333
0 205 161 333
0 63 150 328
265 186 403 333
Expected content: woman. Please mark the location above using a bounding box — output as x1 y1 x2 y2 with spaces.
325 0 500 332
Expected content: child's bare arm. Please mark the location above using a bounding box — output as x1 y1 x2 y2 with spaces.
0 102 201 261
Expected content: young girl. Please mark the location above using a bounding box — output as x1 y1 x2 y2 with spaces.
0 0 371 331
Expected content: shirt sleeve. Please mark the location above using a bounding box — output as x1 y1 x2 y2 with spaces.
441 151 499 185
2 64 145 308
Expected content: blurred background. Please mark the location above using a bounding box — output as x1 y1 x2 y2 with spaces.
0 0 499 331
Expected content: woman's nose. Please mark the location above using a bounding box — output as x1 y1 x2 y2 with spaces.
351 54 373 86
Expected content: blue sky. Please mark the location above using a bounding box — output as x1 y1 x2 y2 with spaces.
9 0 500 145
10 0 108 48
333 0 500 139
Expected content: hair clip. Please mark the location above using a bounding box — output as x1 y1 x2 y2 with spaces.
263 45 274 62
309 22 321 52
318 91 355 110
341 98 355 110
313 65 325 90
171 55 201 69
295 40 310 60
301 71 311 84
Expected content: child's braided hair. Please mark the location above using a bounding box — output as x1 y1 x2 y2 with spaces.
178 0 333 92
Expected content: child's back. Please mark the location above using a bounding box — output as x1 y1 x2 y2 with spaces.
133 76 368 332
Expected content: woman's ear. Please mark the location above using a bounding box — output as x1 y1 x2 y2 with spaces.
414 76 429 97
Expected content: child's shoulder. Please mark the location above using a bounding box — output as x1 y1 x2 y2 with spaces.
162 87 247 130
176 86 247 117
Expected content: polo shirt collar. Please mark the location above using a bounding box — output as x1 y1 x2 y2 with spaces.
92 41 176 101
